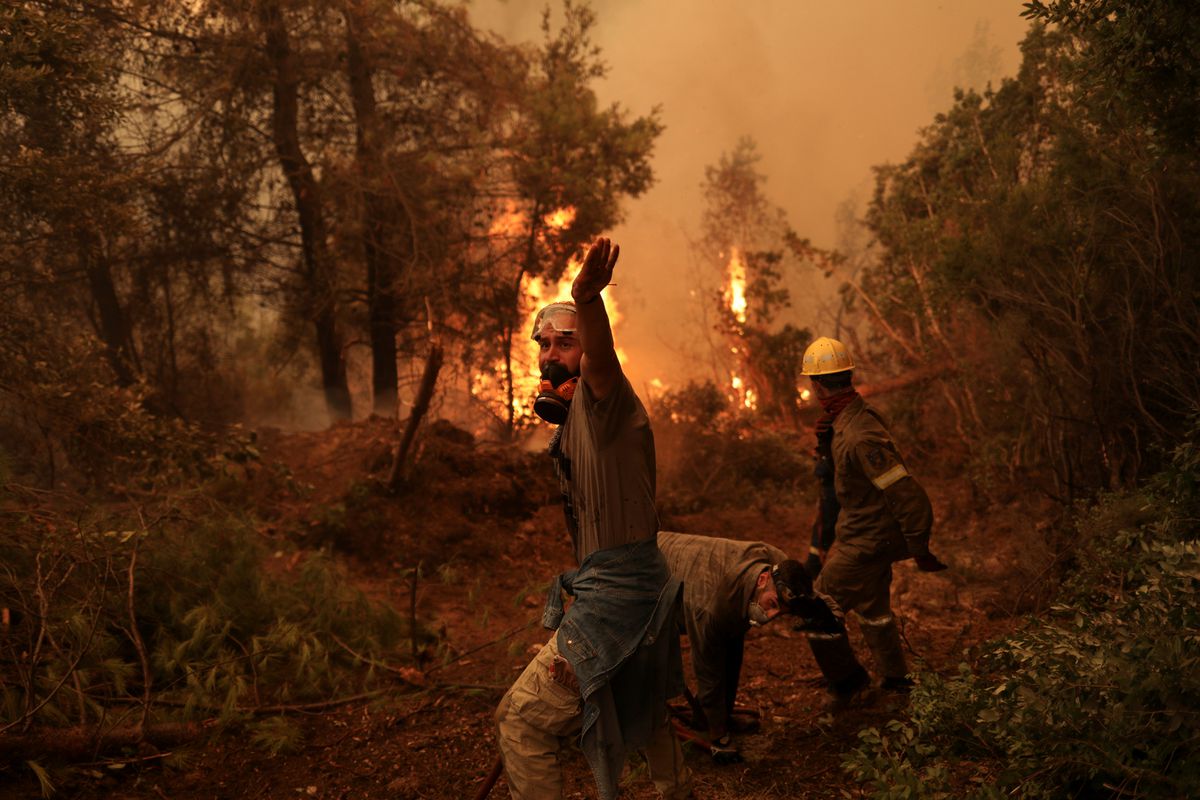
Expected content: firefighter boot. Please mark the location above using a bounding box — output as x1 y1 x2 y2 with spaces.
859 616 908 687
807 633 871 712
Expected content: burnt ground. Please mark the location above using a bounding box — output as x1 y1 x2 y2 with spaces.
34 418 1056 800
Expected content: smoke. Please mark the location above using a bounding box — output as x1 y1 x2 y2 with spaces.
469 0 1028 391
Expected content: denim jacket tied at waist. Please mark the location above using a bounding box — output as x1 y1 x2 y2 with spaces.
541 536 683 800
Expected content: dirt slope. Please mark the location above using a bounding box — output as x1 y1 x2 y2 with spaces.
54 419 1047 800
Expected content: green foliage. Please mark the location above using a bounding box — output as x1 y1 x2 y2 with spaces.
1022 0 1200 153
850 21 1200 499
0 343 261 490
842 428 1200 798
250 716 305 756
26 760 55 798
0 495 414 736
142 517 409 713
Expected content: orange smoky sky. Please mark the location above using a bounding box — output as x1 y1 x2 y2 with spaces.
469 0 1030 393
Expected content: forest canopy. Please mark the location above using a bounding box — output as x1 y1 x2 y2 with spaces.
0 0 662 482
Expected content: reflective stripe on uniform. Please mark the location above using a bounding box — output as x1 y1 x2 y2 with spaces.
854 612 895 627
871 464 908 490
805 631 845 641
809 546 822 556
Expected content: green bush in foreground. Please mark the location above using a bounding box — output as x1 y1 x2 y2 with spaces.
844 428 1200 799
0 498 413 735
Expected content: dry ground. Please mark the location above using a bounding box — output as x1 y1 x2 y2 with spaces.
35 418 1054 800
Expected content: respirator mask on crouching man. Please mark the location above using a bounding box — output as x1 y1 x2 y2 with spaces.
530 301 580 425
749 559 825 628
747 601 774 627
534 363 579 425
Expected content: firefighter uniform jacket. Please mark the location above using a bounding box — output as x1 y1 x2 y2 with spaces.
831 395 933 561
656 531 785 737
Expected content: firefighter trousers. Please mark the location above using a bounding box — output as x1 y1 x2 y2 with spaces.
809 547 908 690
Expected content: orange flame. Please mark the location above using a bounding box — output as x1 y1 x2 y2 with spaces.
730 374 757 410
725 249 755 409
489 207 527 238
543 207 577 230
472 208 628 426
726 247 747 325
489 203 577 239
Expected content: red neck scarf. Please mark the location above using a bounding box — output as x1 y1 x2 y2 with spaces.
815 388 859 444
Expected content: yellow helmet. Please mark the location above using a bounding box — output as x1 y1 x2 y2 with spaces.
801 336 854 376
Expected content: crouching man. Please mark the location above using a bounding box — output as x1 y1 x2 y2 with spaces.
494 239 691 800
657 531 844 764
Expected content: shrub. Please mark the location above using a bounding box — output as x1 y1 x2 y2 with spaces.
0 494 416 735
653 380 812 514
843 423 1200 798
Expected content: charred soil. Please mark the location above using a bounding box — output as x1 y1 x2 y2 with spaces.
44 418 1052 800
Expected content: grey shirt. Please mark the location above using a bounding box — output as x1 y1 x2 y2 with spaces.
552 372 658 563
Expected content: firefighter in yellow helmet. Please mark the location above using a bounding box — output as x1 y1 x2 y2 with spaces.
800 337 948 710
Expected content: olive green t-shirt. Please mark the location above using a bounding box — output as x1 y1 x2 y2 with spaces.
551 372 658 563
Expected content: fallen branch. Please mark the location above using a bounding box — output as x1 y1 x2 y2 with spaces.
796 363 957 424
135 690 389 715
387 342 444 491
670 718 712 750
424 618 538 677
0 721 211 761
328 634 510 693
474 755 503 800
329 632 425 686
126 529 152 730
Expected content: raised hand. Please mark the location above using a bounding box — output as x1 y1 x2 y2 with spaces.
571 237 619 305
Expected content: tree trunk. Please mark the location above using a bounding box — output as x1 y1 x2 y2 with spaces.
503 216 541 437
344 4 400 416
81 236 136 388
0 722 209 761
388 343 444 491
503 263 529 438
259 0 352 422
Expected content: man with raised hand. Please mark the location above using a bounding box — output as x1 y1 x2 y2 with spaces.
494 238 691 800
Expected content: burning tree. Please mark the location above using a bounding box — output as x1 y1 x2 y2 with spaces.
465 2 659 437
698 138 835 429
469 206 632 434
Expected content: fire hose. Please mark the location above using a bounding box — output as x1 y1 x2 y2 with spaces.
474 756 503 800
670 717 712 749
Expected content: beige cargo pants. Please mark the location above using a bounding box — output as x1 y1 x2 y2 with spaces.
494 634 692 799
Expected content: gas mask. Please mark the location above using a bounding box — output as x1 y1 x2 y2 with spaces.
748 601 775 627
533 362 579 425
748 559 820 628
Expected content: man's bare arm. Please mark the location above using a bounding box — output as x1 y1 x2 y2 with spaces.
571 237 622 400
